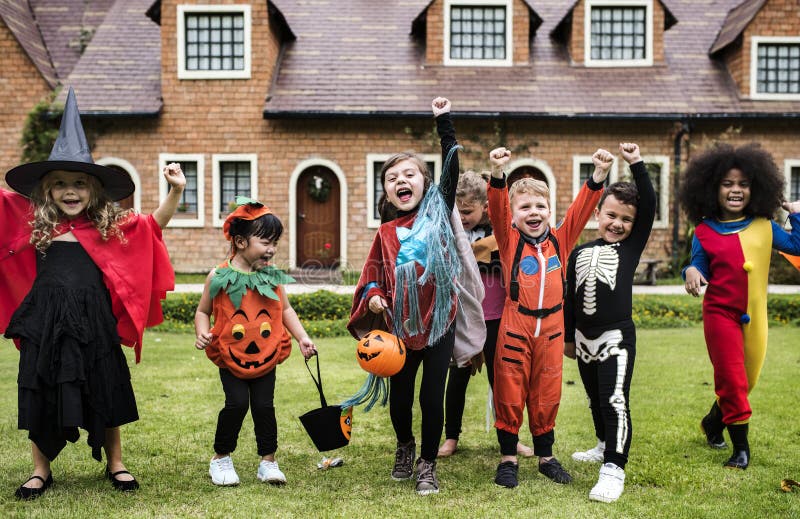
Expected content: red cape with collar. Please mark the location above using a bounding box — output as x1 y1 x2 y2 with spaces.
0 189 174 362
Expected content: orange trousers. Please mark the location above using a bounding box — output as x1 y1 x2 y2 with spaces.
493 302 565 439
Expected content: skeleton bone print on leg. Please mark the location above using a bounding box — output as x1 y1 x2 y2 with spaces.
576 329 629 454
575 244 619 315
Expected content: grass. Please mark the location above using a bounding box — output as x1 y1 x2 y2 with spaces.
2 327 800 518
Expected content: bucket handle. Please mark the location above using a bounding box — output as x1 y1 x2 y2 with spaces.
304 354 328 408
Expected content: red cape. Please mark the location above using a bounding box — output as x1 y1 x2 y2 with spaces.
0 189 174 362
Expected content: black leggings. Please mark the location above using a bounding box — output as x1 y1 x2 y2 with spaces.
214 368 277 457
443 318 500 440
577 330 636 469
389 326 455 461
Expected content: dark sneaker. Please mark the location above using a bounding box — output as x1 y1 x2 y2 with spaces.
700 416 727 449
391 439 416 480
415 458 439 495
494 461 519 488
538 458 572 484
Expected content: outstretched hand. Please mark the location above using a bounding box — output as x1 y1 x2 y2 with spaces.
432 97 451 117
619 142 642 165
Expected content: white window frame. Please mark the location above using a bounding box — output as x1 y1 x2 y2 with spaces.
95 157 142 213
158 153 205 228
444 0 513 67
784 159 800 227
617 155 669 229
572 155 619 229
584 0 653 68
366 153 442 228
177 4 252 80
750 36 800 100
212 153 258 228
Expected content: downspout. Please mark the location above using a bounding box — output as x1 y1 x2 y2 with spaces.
671 120 690 269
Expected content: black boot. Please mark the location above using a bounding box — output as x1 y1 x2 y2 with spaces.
724 423 750 470
700 401 727 449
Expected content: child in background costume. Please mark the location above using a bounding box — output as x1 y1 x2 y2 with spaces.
1 87 184 499
488 146 613 488
195 197 317 486
347 97 461 496
680 143 800 470
438 170 533 458
564 143 655 502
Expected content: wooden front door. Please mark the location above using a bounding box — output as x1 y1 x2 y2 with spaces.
296 166 340 269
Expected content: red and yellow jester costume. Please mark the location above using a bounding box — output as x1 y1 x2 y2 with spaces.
488 175 603 457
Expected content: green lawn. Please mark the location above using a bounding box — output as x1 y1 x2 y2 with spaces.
2 327 799 518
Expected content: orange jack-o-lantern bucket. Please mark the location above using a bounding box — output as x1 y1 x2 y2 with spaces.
299 355 352 452
356 329 406 377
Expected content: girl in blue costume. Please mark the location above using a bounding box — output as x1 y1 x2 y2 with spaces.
680 143 800 470
347 97 461 496
195 197 317 487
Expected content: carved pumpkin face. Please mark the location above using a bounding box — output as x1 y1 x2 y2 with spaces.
356 330 405 377
340 406 353 440
216 291 284 379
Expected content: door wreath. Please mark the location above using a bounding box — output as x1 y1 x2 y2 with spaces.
308 175 332 203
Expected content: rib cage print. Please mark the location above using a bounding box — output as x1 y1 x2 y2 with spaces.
575 244 619 315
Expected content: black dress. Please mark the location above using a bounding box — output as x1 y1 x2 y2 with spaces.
5 241 138 462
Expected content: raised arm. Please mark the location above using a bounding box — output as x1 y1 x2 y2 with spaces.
620 143 656 250
152 163 187 229
433 97 459 210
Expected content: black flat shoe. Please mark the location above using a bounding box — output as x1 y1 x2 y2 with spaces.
106 467 140 492
538 458 573 484
723 449 750 470
14 473 53 500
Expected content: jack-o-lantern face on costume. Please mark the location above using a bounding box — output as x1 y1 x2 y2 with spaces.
215 292 284 379
340 407 353 440
356 329 406 377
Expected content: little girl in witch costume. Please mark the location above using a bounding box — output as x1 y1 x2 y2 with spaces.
346 97 465 496
680 143 800 470
194 197 317 487
1 87 184 499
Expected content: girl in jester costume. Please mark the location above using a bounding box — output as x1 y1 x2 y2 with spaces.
195 197 318 487
680 143 800 470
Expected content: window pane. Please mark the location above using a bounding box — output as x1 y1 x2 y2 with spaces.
756 43 800 94
185 12 246 71
176 161 199 214
219 161 252 214
589 6 647 62
449 5 507 61
791 167 800 201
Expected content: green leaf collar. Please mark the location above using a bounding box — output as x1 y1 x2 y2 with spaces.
209 261 295 308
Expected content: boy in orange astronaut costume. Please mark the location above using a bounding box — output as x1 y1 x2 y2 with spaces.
487 146 613 488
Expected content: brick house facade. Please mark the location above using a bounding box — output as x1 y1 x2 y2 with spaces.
1 0 799 275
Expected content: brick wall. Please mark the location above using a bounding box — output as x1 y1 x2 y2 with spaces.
724 0 800 98
0 21 51 183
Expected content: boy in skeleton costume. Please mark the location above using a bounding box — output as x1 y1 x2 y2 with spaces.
564 143 655 503
487 146 612 489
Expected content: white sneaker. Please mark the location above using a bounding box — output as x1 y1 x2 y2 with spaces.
572 440 605 462
209 456 240 486
589 463 625 503
257 460 287 485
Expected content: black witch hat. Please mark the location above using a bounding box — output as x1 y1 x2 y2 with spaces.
5 87 134 201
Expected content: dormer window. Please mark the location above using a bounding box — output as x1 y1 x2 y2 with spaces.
444 0 513 66
177 4 251 79
585 0 653 67
751 37 800 100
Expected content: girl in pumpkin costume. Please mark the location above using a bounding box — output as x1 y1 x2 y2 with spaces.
680 143 800 470
195 197 317 487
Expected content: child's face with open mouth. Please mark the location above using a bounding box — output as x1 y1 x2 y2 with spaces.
384 159 426 212
47 170 92 219
511 192 551 238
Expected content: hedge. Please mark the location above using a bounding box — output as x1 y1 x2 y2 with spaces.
155 291 799 337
